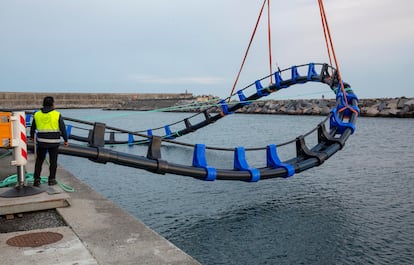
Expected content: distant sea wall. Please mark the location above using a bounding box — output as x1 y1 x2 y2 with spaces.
1 92 413 118
0 92 194 111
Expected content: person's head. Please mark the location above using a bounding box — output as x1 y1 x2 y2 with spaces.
43 96 55 108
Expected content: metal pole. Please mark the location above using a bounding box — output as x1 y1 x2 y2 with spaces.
17 165 25 188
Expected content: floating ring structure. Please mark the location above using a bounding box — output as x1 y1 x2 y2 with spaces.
27 63 359 182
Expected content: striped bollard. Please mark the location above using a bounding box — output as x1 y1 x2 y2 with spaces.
11 112 28 187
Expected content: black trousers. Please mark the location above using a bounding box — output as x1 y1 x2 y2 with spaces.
33 145 59 181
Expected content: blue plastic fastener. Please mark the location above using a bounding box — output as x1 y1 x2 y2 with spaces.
164 125 175 139
336 90 345 105
346 93 360 116
255 80 269 97
237 90 250 106
345 92 359 104
274 71 287 89
336 91 361 117
307 63 319 80
330 107 356 134
234 147 260 182
220 100 233 115
66 124 72 138
336 87 346 107
266 144 295 177
128 133 134 146
146 129 153 142
291 66 301 82
192 144 217 181
337 91 359 111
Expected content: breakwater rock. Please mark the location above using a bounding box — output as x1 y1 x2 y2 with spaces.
176 97 414 118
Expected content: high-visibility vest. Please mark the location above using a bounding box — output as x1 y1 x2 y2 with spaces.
34 110 62 144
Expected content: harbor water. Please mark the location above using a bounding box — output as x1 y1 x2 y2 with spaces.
58 109 414 265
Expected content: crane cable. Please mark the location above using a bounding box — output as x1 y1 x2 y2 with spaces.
267 0 273 84
228 0 268 101
318 0 333 69
318 0 359 115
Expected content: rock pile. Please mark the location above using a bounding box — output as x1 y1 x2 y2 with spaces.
176 97 414 118
235 99 336 116
358 97 414 118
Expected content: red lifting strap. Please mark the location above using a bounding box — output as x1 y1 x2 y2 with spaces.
228 0 269 100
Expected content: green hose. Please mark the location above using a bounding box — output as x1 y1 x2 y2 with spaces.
0 172 74 192
1 151 74 192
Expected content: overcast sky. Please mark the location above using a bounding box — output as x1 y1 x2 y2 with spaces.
1 0 413 99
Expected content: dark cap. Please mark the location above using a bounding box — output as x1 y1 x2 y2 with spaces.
43 96 55 107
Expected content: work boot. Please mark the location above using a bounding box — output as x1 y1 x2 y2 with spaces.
33 179 41 187
48 179 57 186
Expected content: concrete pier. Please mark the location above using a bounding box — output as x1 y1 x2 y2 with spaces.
0 151 200 265
0 92 195 110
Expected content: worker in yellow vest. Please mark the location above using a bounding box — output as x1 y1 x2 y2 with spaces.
30 96 69 187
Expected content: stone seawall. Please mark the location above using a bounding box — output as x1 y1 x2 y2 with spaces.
236 97 414 117
176 97 414 118
0 92 194 110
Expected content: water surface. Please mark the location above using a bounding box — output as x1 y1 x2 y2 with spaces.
59 110 414 265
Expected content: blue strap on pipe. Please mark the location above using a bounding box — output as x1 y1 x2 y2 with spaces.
337 91 359 109
146 129 153 142
307 63 319 80
291 66 300 82
164 125 175 139
255 80 269 97
336 92 360 116
128 133 134 146
347 93 360 115
220 100 233 115
329 107 356 134
274 71 287 89
345 92 359 105
336 86 346 107
234 147 260 182
291 65 307 84
237 90 250 105
192 144 217 181
66 124 72 138
331 87 359 135
266 144 295 177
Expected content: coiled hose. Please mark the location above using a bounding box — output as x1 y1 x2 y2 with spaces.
0 172 74 192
